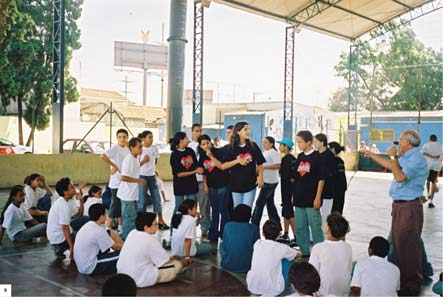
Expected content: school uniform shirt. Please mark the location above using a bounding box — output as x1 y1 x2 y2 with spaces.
105 144 130 189
280 154 296 181
23 185 47 209
223 143 266 193
263 149 281 184
117 230 170 287
293 149 325 207
171 215 197 257
335 157 347 193
188 140 203 182
246 239 297 296
117 154 141 201
199 148 229 189
83 198 103 217
2 203 33 240
47 197 72 244
309 240 353 296
351 255 400 297
139 145 159 176
170 148 199 196
73 221 115 274
319 149 336 199
421 141 443 171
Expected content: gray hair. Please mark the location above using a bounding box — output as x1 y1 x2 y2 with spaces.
403 130 421 147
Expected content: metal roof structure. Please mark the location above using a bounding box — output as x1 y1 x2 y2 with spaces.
212 0 439 40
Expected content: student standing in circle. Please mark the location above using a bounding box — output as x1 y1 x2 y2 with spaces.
252 136 282 229
328 142 347 214
222 122 265 208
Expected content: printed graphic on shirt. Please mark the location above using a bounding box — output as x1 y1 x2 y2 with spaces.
237 152 253 162
297 161 311 176
203 159 215 172
180 155 194 169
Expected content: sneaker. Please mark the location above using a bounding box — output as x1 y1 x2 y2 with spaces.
159 223 170 231
289 239 298 248
277 234 290 243
162 239 171 250
429 202 435 208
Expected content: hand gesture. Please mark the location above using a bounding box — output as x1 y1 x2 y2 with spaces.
196 167 204 175
205 149 214 159
238 158 249 166
386 145 397 158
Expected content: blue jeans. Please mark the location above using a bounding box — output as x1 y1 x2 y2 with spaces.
252 183 281 229
232 189 256 208
37 194 52 211
139 175 162 213
196 242 213 256
208 186 230 241
121 200 137 240
282 259 292 290
13 223 47 242
170 194 197 236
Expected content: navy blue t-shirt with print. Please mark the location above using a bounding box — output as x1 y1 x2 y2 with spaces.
199 147 229 189
293 150 325 208
223 142 266 193
170 147 199 196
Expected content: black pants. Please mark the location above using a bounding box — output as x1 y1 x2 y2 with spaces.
252 183 281 229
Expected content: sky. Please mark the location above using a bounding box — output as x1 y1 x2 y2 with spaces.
71 0 442 110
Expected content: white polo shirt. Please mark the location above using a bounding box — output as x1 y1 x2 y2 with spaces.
105 144 130 189
351 255 400 297
2 203 33 240
171 215 197 257
117 154 140 202
47 197 72 244
23 185 47 209
139 145 159 176
263 149 281 184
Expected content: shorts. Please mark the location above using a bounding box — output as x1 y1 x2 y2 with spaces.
428 170 438 183
108 188 121 218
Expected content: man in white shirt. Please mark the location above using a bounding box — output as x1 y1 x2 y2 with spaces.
117 137 146 240
74 204 123 275
350 236 400 297
47 177 84 260
421 134 443 208
101 129 130 232
188 123 211 237
117 212 183 287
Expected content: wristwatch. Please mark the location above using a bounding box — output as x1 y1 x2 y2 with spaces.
390 155 399 160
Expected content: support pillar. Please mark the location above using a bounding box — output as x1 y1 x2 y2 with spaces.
283 26 295 139
192 1 204 125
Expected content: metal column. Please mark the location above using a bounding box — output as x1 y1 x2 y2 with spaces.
283 26 295 139
192 1 204 125
52 0 65 154
167 0 188 139
347 44 359 129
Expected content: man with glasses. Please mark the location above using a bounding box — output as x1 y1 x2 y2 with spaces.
362 130 428 295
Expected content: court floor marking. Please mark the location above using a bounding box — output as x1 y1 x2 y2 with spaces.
0 249 50 258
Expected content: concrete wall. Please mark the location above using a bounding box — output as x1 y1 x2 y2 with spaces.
0 153 173 188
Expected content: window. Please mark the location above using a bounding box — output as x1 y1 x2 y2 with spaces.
370 129 394 142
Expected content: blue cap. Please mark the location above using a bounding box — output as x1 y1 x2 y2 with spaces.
277 138 294 149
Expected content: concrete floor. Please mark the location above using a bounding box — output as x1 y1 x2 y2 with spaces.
0 171 441 296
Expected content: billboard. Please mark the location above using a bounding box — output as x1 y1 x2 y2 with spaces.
114 41 168 70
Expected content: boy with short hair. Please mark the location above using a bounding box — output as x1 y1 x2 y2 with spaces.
117 212 184 287
288 261 321 297
101 129 130 233
350 236 400 297
74 204 123 275
309 212 352 296
246 220 300 296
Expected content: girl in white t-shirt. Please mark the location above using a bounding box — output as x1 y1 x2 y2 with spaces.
170 199 212 264
23 173 53 220
251 136 282 228
83 185 103 217
0 185 47 244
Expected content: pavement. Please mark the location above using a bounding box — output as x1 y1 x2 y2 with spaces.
0 171 441 296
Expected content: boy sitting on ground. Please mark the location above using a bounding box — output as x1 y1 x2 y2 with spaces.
74 204 123 275
350 236 400 297
309 212 352 296
247 220 301 296
288 261 321 297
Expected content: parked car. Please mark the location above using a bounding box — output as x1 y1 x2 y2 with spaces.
0 138 33 154
63 139 113 154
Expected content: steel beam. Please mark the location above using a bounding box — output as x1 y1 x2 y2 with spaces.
391 0 413 10
317 0 383 25
192 1 204 125
52 0 65 154
283 26 295 139
347 44 359 130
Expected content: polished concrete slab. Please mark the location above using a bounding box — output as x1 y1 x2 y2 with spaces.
0 171 441 296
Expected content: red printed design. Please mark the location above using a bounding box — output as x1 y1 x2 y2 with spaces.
203 159 215 172
297 161 311 176
237 152 253 162
180 155 194 169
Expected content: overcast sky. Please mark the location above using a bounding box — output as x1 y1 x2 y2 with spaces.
71 0 442 109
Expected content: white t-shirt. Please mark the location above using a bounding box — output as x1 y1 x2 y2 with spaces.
83 197 103 217
117 230 170 287
421 142 443 171
188 141 202 182
47 197 72 244
156 178 164 192
117 154 141 201
68 197 81 217
309 240 353 296
263 149 281 184
23 185 47 209
351 256 400 297
246 239 297 296
74 221 115 274
2 203 33 240
105 144 130 189
139 145 159 176
171 215 197 257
